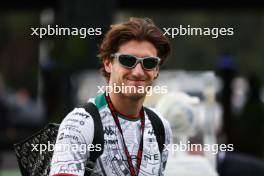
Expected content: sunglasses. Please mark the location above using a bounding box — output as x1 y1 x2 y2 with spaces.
110 53 161 70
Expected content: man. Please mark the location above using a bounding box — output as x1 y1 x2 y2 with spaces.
49 17 172 176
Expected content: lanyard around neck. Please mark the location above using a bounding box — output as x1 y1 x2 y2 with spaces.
105 94 145 176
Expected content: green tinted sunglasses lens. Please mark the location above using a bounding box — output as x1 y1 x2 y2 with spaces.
118 55 137 68
143 57 159 69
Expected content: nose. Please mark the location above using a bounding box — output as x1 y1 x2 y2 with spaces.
131 62 145 78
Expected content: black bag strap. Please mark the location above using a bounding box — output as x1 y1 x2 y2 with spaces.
144 107 165 154
82 102 104 162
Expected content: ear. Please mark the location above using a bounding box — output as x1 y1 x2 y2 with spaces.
103 58 112 73
154 66 160 79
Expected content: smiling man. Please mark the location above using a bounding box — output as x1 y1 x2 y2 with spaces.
50 17 172 176
105 40 160 114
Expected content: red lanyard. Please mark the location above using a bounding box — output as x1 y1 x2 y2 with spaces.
105 94 145 176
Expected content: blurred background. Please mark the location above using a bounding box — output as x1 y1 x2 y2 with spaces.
0 0 263 175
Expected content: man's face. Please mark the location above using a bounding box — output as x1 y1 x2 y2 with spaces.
104 40 159 99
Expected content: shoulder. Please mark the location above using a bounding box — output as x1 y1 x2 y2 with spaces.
147 107 171 129
61 99 96 125
58 104 95 144
147 107 172 144
61 106 94 126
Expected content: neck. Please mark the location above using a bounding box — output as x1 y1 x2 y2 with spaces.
109 92 145 117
